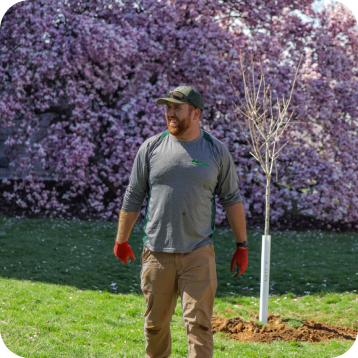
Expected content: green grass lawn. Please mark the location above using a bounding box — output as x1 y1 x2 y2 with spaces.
0 216 357 357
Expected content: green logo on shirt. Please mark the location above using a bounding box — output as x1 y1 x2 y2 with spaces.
192 159 209 167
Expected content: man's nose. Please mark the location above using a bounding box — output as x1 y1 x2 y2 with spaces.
166 106 175 116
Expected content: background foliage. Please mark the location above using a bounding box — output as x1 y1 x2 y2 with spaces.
0 0 357 228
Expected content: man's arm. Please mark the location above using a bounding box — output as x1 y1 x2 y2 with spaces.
224 202 247 245
115 210 140 243
114 140 149 262
113 210 140 264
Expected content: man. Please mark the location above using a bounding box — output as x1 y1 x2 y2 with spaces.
114 86 248 358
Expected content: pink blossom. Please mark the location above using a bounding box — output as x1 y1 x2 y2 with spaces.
0 0 357 227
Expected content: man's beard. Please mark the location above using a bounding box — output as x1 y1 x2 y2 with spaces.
166 115 191 137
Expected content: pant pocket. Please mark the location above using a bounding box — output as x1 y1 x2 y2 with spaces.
140 246 151 265
199 243 215 259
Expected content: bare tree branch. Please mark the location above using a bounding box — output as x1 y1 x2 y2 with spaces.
230 53 303 236
273 135 297 160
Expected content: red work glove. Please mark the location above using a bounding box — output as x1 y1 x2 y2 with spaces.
231 248 248 277
113 241 136 264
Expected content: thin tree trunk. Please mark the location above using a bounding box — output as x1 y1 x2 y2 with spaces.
265 174 271 236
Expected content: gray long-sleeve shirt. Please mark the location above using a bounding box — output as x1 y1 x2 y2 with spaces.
121 129 242 253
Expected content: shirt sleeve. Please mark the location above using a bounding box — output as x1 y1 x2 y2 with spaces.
121 143 149 212
216 145 243 207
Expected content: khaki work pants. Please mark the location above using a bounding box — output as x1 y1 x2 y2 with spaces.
140 243 217 358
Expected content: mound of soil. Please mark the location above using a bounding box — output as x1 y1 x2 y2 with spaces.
212 314 357 343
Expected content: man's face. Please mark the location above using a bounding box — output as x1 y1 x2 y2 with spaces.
165 103 194 138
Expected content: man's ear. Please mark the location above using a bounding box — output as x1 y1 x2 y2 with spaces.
194 108 201 120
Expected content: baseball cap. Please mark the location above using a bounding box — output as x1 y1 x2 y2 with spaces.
156 86 204 111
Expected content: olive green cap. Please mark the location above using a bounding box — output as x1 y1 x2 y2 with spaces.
156 86 204 111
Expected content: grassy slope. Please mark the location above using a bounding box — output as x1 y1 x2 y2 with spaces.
0 216 357 357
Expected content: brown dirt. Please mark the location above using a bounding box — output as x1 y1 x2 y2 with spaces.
212 314 358 343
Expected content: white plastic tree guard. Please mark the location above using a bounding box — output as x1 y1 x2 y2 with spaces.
259 235 271 324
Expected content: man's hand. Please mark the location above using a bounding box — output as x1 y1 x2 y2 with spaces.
113 241 136 264
231 248 248 277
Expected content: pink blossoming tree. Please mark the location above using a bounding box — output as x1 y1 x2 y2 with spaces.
0 0 357 229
